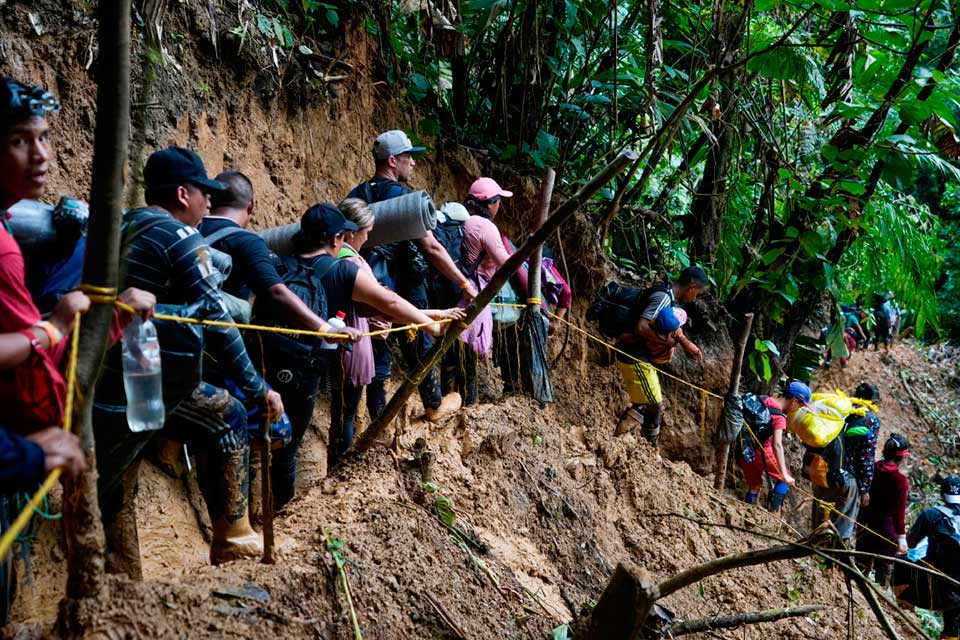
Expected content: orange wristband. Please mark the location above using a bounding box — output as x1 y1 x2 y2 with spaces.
36 321 62 348
460 280 471 290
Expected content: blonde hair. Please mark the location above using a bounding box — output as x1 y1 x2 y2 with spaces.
338 197 375 229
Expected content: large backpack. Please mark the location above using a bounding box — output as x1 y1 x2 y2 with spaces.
254 254 338 374
587 281 671 339
737 394 783 464
426 217 485 307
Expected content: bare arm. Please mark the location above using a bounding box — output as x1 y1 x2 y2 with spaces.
267 283 332 332
771 429 794 484
417 231 478 299
352 270 442 334
676 329 703 362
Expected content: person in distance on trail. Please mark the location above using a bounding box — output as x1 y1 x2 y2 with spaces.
904 475 960 640
613 266 708 448
856 433 909 588
842 382 882 508
93 146 284 571
735 387 801 512
347 130 474 422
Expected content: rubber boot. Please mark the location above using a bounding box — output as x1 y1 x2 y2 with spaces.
104 461 143 580
768 481 789 512
641 409 661 449
615 407 643 436
744 491 759 505
209 447 262 566
425 392 462 422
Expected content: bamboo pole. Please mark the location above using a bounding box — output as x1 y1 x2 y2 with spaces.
61 0 132 600
714 312 753 491
526 168 556 308
354 151 637 452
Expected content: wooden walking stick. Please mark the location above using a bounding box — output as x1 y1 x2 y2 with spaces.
260 423 275 564
713 312 754 491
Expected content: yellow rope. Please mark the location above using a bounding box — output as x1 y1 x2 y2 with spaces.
0 311 82 561
532 306 725 400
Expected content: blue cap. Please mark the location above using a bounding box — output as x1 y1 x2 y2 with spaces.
656 307 681 333
784 380 812 404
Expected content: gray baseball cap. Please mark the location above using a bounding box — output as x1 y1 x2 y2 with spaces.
373 130 426 161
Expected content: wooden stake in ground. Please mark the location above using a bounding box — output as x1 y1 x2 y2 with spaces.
353 151 637 452
61 0 132 601
526 168 556 308
714 312 754 491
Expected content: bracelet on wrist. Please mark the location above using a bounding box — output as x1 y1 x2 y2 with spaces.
460 280 471 290
36 321 62 347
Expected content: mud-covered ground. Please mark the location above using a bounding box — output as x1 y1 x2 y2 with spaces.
1 1 952 638
10 336 948 639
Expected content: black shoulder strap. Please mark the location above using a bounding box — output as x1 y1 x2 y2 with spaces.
363 181 375 204
203 224 249 247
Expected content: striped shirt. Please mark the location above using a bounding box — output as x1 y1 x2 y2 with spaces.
120 207 264 401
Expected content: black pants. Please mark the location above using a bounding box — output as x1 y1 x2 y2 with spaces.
268 369 322 508
441 341 478 405
328 349 364 470
393 282 442 410
494 322 522 391
367 339 392 420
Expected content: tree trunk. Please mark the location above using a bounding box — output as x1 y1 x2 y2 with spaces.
569 563 658 640
62 0 132 601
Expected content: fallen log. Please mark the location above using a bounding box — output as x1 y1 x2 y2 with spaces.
670 604 824 636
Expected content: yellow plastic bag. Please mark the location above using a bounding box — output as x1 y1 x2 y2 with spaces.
788 389 874 446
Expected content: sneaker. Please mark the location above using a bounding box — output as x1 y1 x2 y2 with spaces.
425 393 462 422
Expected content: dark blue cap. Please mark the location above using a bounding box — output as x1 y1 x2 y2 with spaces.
656 307 680 333
144 146 226 194
298 203 359 246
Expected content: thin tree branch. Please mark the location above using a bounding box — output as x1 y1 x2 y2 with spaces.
670 604 825 636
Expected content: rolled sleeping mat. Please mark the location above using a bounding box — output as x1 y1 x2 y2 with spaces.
364 190 437 247
257 190 438 256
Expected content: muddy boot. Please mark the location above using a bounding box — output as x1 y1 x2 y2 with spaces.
151 436 186 478
104 462 143 580
424 392 462 422
614 406 643 436
209 447 262 566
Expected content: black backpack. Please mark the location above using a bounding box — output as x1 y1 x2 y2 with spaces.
426 216 485 307
737 393 783 463
934 506 960 548
253 254 338 372
587 281 671 338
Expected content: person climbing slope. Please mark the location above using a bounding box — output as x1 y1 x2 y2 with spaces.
736 389 800 512
612 267 708 447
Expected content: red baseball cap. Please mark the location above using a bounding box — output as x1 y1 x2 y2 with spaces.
468 177 513 201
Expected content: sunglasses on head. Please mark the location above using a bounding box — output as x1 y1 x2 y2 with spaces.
484 195 501 204
3 80 61 119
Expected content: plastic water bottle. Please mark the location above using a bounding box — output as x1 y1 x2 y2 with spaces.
321 311 347 349
122 316 165 432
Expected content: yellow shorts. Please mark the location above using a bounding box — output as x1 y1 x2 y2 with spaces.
617 359 662 405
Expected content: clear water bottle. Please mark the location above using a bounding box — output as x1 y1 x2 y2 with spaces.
321 311 347 349
122 316 165 432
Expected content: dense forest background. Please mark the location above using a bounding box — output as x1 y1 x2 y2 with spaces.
210 0 959 364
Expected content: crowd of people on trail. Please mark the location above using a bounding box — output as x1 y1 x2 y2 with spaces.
3 75 959 636
823 292 903 367
0 77 581 621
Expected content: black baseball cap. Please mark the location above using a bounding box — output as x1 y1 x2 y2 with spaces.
143 146 227 193
299 203 359 244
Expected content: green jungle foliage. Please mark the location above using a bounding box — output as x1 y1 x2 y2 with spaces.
259 0 960 356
